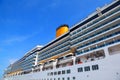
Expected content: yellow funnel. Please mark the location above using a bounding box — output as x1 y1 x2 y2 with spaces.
56 24 69 38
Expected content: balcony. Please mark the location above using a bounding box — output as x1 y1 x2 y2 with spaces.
71 11 120 41
71 16 120 43
71 22 120 48
76 38 120 55
77 30 120 51
71 6 120 37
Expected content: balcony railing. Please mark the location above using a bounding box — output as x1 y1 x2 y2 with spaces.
77 30 120 51
71 22 120 48
71 6 120 36
76 38 120 55
71 16 120 43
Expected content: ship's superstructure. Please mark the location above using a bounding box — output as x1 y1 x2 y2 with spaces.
4 0 120 80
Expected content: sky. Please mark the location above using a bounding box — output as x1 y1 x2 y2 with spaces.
0 0 113 78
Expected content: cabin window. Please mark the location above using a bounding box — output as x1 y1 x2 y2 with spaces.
78 67 83 72
84 66 90 71
58 71 61 75
58 78 60 80
67 69 71 74
62 70 65 74
47 73 49 76
73 77 75 80
54 72 57 75
67 77 70 80
92 64 99 70
51 72 53 76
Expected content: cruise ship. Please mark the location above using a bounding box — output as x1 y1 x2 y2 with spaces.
3 0 120 80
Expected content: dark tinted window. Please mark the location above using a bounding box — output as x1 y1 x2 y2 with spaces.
54 72 57 75
84 66 90 71
92 65 99 70
62 70 65 74
67 69 71 74
58 71 61 75
78 67 83 72
51 72 53 76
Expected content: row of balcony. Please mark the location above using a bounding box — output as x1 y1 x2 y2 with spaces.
76 38 120 55
71 22 120 48
76 29 120 50
38 41 70 59
71 10 120 41
38 39 69 57
71 14 120 43
39 48 70 61
71 5 120 36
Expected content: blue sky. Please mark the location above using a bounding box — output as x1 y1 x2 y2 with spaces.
0 0 112 78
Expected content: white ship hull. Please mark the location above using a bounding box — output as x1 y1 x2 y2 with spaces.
4 42 120 80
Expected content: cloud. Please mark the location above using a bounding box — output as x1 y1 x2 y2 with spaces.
2 31 40 45
3 35 30 45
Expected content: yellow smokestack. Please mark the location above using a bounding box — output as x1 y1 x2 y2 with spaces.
56 24 69 38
